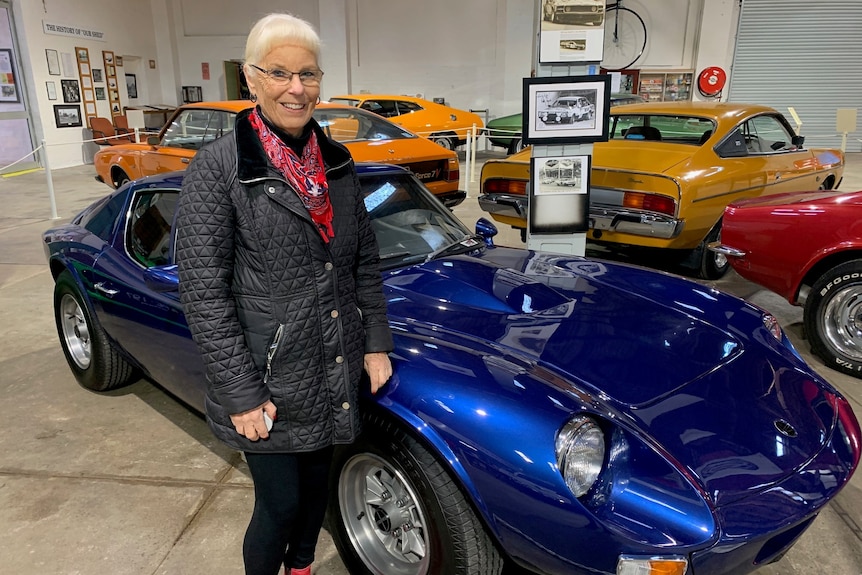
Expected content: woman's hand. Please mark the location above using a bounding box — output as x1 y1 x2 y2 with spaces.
230 401 277 441
364 352 393 394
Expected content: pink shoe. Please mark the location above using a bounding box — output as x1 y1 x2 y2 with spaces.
285 566 311 575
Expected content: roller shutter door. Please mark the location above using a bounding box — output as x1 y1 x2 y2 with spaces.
728 0 862 150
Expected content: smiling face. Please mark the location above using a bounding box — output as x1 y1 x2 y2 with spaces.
246 44 321 137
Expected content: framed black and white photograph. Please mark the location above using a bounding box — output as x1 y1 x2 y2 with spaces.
45 48 61 76
53 104 82 128
102 50 114 65
46 81 57 101
529 155 591 234
522 75 611 145
76 47 88 63
125 73 137 98
95 87 106 100
92 68 103 83
61 79 81 103
539 0 605 63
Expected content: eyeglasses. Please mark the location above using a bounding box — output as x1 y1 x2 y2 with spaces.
249 64 324 86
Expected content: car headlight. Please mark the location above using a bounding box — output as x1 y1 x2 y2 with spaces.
555 415 605 497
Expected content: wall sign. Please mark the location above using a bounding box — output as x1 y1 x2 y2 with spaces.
42 20 106 41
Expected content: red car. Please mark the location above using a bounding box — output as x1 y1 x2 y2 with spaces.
710 190 862 379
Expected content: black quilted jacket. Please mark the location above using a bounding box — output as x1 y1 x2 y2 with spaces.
175 108 393 453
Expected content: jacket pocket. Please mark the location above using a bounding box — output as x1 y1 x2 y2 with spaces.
264 323 285 384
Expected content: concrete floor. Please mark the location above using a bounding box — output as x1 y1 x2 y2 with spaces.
1 149 861 575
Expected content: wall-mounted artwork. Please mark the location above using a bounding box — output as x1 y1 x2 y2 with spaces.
53 104 82 128
61 79 81 103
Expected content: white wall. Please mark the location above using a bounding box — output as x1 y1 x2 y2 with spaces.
14 0 160 168
11 0 739 169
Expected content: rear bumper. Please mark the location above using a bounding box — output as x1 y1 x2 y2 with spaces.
439 189 467 208
478 193 527 220
590 204 684 239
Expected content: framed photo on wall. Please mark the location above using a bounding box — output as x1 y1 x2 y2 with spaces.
522 75 611 145
53 104 82 128
61 79 81 103
95 87 106 100
46 81 57 101
46 48 61 76
125 73 137 98
529 155 591 234
92 68 103 83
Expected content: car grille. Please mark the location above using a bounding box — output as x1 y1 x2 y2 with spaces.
402 159 448 184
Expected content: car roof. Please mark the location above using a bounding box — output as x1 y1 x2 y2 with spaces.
331 94 433 105
611 101 778 122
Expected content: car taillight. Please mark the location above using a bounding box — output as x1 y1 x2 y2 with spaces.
447 159 459 182
484 178 528 196
623 192 675 216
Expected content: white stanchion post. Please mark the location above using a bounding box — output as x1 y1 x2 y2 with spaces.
42 139 59 220
465 129 473 193
470 124 478 183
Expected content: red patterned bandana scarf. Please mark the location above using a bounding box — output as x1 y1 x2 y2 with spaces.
249 108 334 243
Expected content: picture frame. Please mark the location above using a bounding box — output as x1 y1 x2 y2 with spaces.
53 104 82 128
529 155 591 234
102 50 114 65
0 48 20 103
92 68 103 83
76 47 89 63
149 59 156 69
61 79 81 103
125 73 137 98
115 56 123 66
95 86 106 100
107 65 115 77
46 48 61 76
522 75 611 145
46 81 57 101
539 0 605 63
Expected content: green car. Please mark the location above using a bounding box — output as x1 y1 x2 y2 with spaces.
486 93 645 154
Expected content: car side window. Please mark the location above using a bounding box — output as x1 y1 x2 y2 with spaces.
361 100 399 118
610 115 644 139
744 115 796 153
397 101 423 114
201 111 235 146
162 110 211 150
126 190 179 268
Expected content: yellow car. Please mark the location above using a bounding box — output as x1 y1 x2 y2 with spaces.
478 102 845 278
329 94 484 151
94 100 465 207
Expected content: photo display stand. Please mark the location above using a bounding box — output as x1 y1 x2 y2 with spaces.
527 3 610 256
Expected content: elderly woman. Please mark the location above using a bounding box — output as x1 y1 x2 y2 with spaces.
175 13 393 575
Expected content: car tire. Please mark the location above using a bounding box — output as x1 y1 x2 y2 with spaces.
114 169 131 189
803 260 862 379
698 223 729 280
430 133 456 151
54 270 135 391
507 138 524 155
328 413 504 575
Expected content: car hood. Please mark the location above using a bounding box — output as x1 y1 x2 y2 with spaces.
384 249 837 505
593 142 693 174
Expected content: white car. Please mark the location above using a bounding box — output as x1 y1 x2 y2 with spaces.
538 96 595 124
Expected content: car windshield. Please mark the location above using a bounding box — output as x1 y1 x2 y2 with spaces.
313 107 415 142
360 170 477 269
610 114 716 145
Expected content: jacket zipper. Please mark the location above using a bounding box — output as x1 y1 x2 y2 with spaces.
264 323 285 384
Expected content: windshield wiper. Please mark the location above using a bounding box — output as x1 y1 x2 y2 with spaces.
379 250 411 261
424 234 484 262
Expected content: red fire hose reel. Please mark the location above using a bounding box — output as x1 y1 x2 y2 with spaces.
697 66 727 98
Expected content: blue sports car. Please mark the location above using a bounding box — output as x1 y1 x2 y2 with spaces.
44 164 860 575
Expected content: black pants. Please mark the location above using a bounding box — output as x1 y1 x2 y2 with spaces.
243 447 334 575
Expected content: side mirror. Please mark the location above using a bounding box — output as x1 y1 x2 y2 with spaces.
791 134 805 148
475 217 498 247
144 264 179 292
146 135 160 146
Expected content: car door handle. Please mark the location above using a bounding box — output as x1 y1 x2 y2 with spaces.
94 282 119 297
181 158 190 164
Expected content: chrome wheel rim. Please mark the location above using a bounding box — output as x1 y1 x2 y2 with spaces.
60 293 91 369
338 453 430 575
822 284 862 360
432 137 452 150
